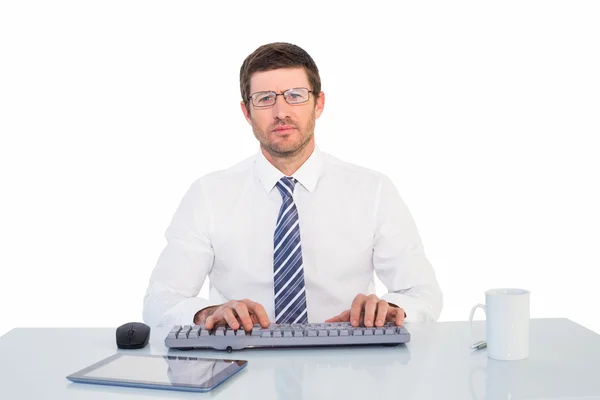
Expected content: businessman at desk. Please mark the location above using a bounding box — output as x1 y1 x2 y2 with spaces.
142 42 443 332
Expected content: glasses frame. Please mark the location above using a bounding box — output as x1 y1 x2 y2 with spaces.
247 87 313 108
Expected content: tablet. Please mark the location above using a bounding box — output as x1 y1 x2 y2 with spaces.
67 353 247 393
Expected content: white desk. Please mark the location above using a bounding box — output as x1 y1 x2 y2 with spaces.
1 318 599 399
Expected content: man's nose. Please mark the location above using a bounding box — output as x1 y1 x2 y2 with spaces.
272 95 292 120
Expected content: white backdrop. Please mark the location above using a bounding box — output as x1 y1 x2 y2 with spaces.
1 1 599 338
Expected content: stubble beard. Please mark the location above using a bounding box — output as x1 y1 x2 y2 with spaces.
251 109 316 159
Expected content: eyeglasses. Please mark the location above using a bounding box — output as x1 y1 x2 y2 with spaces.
248 87 313 108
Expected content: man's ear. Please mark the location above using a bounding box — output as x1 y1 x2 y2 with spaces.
314 91 325 119
240 101 252 125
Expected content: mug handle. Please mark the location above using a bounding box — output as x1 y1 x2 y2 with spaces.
468 304 487 400
469 303 486 340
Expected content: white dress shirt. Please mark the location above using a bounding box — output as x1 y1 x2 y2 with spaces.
143 146 442 327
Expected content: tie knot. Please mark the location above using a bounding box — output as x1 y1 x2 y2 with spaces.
276 177 296 199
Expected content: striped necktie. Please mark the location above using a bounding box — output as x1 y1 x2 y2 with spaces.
273 177 309 324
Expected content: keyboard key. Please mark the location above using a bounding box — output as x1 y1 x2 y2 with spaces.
261 331 271 338
251 328 262 336
385 328 395 335
318 329 328 337
167 326 181 340
178 330 189 339
180 325 192 338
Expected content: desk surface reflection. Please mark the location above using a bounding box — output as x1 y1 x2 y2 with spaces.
1 318 599 399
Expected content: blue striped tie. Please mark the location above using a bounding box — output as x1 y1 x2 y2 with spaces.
273 177 308 324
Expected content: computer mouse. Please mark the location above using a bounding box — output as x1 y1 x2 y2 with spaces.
116 322 151 349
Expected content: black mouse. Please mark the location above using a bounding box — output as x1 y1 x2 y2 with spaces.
116 322 151 349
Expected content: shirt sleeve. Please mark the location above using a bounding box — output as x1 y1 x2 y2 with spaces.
142 179 220 327
372 174 443 322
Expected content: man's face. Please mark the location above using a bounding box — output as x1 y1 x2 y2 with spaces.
241 68 324 158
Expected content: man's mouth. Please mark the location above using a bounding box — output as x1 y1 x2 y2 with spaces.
273 125 295 132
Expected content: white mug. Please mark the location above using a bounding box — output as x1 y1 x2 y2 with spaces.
469 288 530 360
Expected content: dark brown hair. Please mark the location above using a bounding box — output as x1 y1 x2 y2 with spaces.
239 42 321 111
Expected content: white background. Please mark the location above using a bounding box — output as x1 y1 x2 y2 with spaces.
1 1 599 338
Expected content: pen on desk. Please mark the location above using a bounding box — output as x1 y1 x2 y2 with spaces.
471 341 487 351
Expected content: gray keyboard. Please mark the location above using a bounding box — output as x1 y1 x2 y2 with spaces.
164 322 410 352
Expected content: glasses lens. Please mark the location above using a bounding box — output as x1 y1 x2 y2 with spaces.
285 88 309 104
252 91 276 107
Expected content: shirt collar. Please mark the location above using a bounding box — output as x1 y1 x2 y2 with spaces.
255 146 323 193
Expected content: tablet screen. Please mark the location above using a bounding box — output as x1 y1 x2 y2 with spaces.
68 353 247 390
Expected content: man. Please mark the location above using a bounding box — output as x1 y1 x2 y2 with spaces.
142 42 442 332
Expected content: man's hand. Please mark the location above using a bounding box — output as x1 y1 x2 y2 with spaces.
325 294 406 327
193 299 270 331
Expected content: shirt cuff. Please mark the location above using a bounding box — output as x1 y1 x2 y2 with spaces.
158 297 221 327
381 292 438 323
